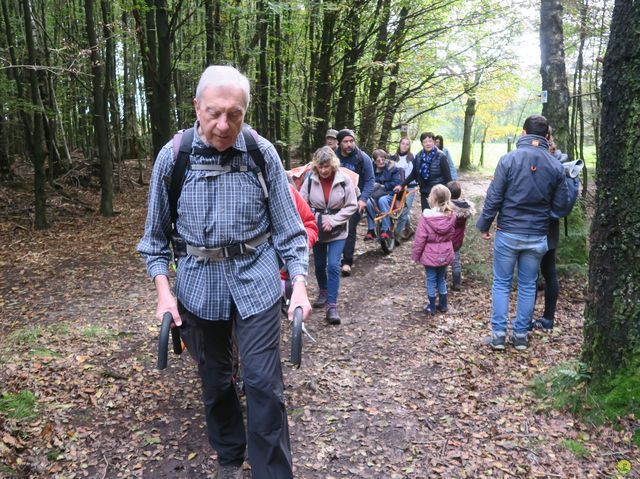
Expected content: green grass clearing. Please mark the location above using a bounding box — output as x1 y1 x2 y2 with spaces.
0 390 38 421
562 439 590 459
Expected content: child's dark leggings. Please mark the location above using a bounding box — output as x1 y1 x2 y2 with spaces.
539 248 559 321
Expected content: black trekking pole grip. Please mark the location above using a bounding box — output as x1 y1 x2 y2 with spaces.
290 307 304 369
157 312 173 370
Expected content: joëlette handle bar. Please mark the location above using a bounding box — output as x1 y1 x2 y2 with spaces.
157 312 183 370
290 306 304 369
373 187 414 222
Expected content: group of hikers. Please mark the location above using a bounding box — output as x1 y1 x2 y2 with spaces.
137 65 579 478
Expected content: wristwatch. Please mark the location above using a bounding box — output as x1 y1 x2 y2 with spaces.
291 275 307 287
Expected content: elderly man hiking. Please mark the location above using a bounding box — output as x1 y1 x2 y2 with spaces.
476 115 569 352
138 65 311 479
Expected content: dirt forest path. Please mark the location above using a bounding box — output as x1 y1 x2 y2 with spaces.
0 173 637 478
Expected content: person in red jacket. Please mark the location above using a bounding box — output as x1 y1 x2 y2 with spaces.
280 183 319 295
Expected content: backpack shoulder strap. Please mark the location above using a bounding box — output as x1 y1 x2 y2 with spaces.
242 125 269 198
169 127 194 227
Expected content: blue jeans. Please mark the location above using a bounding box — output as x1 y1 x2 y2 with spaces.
396 187 417 234
366 194 393 231
313 239 346 304
425 266 447 297
491 230 548 336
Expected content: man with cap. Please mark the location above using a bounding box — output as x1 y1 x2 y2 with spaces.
325 129 339 149
334 129 374 276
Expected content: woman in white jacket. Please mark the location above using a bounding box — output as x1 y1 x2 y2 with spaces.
301 146 358 324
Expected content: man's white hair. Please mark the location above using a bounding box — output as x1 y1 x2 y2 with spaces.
195 65 251 107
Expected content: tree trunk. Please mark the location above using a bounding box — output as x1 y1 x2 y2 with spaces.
254 0 270 135
122 12 140 160
359 0 390 154
154 0 172 150
459 95 477 171
84 0 113 216
377 5 408 148
0 109 12 180
273 11 285 160
335 4 363 130
21 0 47 228
582 0 640 385
540 0 573 157
312 6 337 148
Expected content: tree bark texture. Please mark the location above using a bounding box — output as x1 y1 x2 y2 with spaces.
22 0 47 228
84 0 113 216
582 0 640 384
459 95 476 171
540 0 573 157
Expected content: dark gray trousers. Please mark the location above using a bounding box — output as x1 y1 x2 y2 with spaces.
179 301 292 479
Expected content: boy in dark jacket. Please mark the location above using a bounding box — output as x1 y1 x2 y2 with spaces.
446 181 476 291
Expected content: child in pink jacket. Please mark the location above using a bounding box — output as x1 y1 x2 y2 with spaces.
411 184 457 315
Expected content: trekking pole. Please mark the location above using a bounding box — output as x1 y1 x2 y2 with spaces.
157 312 183 370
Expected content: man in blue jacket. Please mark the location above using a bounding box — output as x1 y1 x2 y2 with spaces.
334 129 374 276
476 115 569 351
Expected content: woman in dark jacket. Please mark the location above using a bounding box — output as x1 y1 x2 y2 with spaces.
394 132 452 210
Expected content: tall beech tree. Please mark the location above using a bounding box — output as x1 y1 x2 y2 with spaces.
582 1 640 386
84 0 113 216
540 0 572 156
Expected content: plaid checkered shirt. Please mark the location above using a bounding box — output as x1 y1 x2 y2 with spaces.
137 123 308 320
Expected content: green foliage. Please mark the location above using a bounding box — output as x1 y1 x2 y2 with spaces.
633 428 640 447
8 326 42 346
556 199 589 273
531 354 640 426
81 325 114 339
561 439 590 459
529 360 591 414
588 350 640 422
46 448 64 461
0 390 37 421
29 348 62 358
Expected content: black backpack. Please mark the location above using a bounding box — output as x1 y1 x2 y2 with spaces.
167 125 268 229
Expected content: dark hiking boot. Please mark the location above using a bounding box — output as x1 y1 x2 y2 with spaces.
216 464 242 479
511 334 529 351
423 296 436 316
482 333 506 351
313 289 328 309
437 293 448 313
452 271 462 291
325 304 341 325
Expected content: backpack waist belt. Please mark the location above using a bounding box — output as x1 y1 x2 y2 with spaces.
186 232 271 262
311 207 341 215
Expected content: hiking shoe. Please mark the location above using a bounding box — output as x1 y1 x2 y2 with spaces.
312 289 328 309
325 304 341 325
216 464 242 479
530 317 554 331
512 334 529 351
380 231 392 240
482 334 506 351
341 264 351 276
364 230 375 241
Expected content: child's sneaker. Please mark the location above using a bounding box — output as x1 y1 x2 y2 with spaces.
364 230 375 241
530 317 554 331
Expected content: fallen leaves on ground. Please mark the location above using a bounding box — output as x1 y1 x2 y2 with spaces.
0 172 637 478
